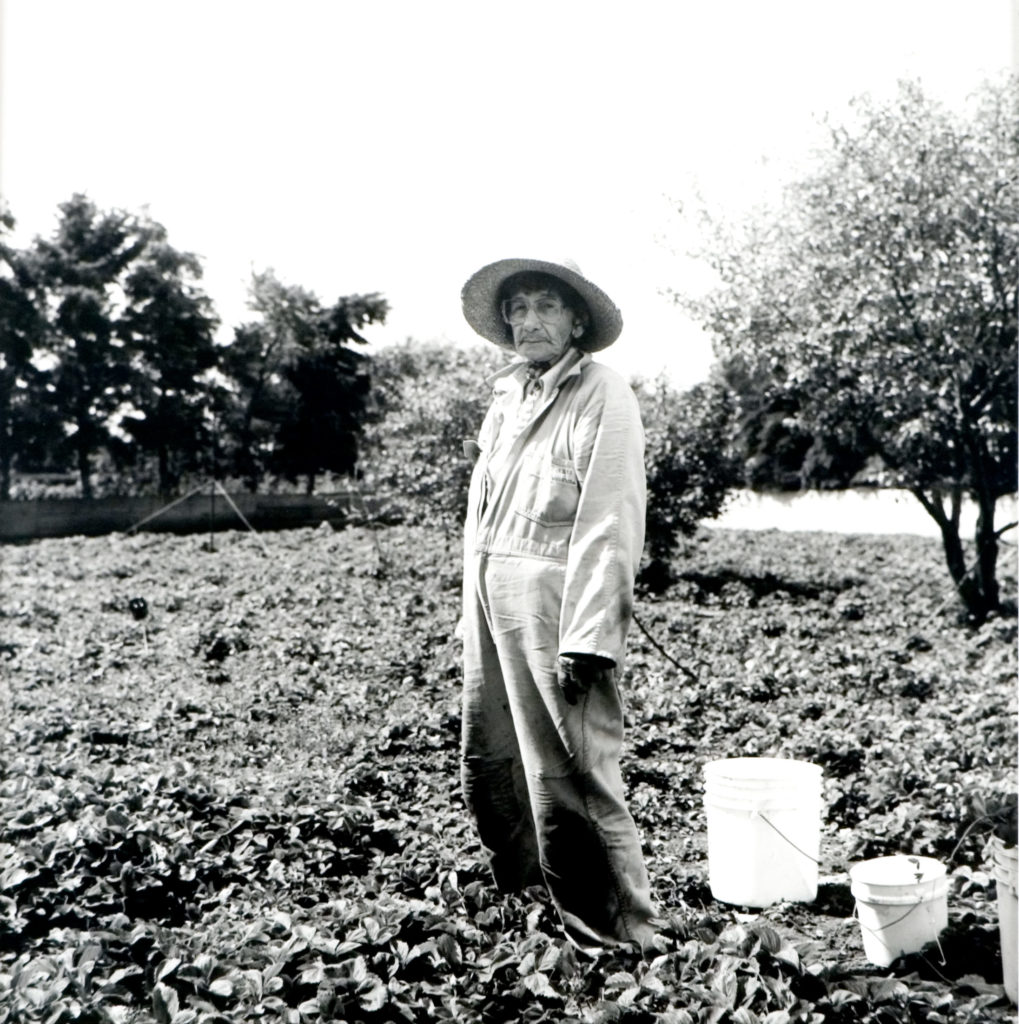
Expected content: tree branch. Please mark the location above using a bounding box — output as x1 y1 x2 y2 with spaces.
910 485 946 527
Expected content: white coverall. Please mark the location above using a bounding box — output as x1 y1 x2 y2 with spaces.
461 347 657 950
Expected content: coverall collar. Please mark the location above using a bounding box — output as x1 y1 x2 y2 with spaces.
487 347 590 393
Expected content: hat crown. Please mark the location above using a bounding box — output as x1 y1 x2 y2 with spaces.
461 257 622 352
501 258 585 291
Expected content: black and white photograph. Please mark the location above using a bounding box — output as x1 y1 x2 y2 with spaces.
1 2 1016 1021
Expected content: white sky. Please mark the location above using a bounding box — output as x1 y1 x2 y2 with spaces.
1 0 1015 388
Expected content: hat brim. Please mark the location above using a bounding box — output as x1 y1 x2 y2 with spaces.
460 258 623 352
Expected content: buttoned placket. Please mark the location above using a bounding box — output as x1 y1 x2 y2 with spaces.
473 350 588 533
518 374 544 421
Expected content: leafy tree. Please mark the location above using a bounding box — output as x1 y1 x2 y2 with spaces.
219 270 387 493
0 204 48 499
634 373 741 590
683 78 1018 622
358 339 503 531
116 227 220 496
24 194 154 497
724 364 873 491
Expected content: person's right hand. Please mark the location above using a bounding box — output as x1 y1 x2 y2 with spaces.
556 653 615 705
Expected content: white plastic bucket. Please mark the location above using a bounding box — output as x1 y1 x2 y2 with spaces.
991 838 1018 1004
703 757 822 907
849 855 949 966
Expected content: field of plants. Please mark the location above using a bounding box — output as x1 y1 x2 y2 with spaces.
1 522 1016 1024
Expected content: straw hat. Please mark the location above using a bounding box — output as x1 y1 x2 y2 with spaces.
461 257 623 352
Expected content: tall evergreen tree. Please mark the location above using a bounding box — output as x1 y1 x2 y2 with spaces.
117 228 219 495
0 204 48 499
26 195 152 497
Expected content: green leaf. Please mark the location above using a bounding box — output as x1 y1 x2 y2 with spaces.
711 967 739 1006
752 923 783 953
523 972 555 998
152 982 179 1024
208 977 234 998
406 941 437 965
762 1012 791 1024
346 956 369 983
435 933 461 968
106 807 132 829
830 989 863 1006
773 945 800 971
870 978 908 1001
732 1009 760 1024
359 979 388 1011
301 964 324 985
0 866 38 891
240 969 262 1001
603 971 638 993
658 1012 696 1024
537 944 561 974
591 1001 625 1023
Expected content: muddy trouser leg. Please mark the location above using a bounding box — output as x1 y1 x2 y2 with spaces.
476 554 658 951
461 559 543 891
530 754 658 952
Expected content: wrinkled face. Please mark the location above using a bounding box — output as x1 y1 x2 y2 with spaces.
503 287 584 364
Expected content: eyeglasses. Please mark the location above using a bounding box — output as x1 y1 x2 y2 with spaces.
500 296 567 326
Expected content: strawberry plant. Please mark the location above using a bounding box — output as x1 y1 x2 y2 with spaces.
1 523 1015 1022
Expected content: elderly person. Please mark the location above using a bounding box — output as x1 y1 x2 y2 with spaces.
459 257 658 952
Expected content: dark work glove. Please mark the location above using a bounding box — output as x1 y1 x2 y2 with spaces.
556 653 616 705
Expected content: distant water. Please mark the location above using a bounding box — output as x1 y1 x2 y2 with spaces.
708 489 1019 538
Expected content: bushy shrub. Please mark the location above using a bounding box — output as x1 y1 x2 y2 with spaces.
635 374 741 589
359 339 504 531
362 347 740 577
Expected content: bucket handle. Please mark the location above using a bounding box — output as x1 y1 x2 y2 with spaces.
755 810 821 865
853 900 947 967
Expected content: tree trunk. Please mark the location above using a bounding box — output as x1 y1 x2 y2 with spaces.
305 472 316 496
77 441 93 499
0 400 11 502
158 443 171 498
912 486 1000 624
973 491 1001 615
239 411 259 493
73 377 94 499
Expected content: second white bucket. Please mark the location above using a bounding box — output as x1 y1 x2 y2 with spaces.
849 855 949 966
703 757 822 907
991 838 1018 1004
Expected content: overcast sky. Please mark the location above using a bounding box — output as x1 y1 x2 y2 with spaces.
1 0 1015 387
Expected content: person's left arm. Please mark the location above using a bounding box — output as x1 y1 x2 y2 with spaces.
557 369 646 672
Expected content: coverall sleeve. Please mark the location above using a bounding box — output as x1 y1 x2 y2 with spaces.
558 370 646 667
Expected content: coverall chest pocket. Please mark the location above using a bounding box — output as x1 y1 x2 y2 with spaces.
516 453 579 528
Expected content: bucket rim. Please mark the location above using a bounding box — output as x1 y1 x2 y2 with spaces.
991 849 1019 890
705 797 823 812
703 757 822 781
851 877 950 905
991 840 1018 861
849 855 947 888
